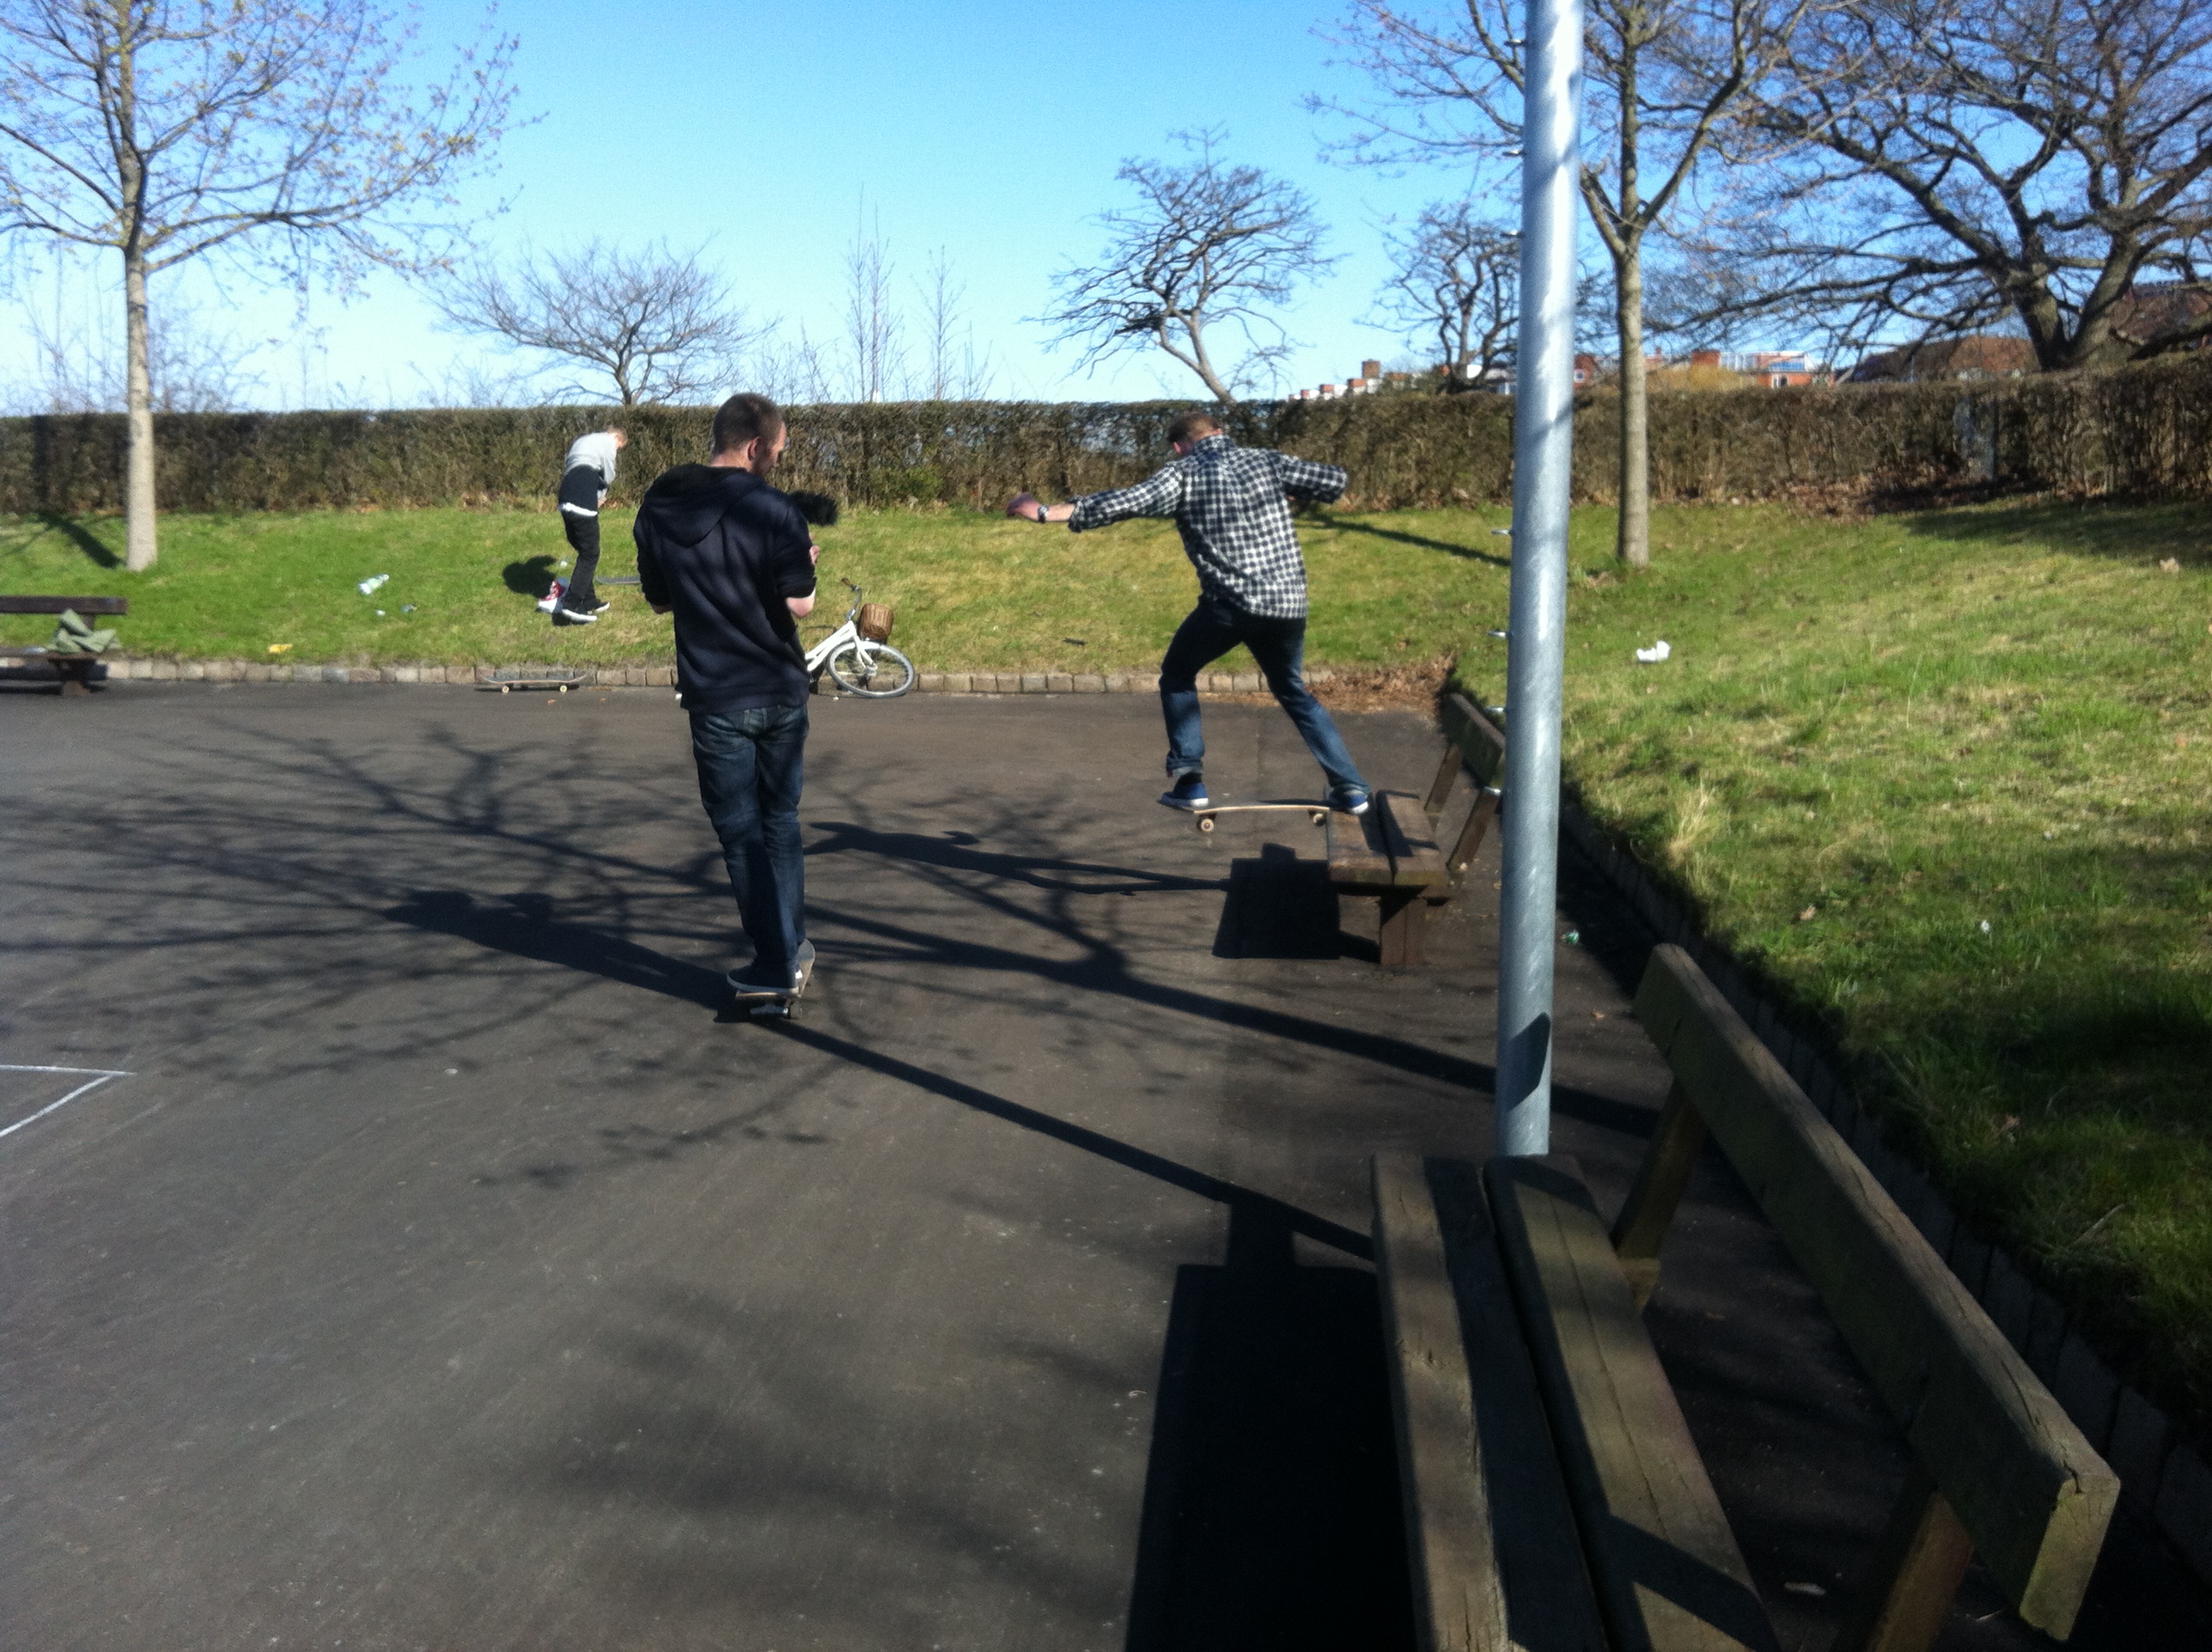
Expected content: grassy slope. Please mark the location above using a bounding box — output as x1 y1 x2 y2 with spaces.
6 496 2208 1427
1493 499 2212 1434
0 504 1511 672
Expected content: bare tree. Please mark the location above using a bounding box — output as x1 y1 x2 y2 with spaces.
1042 128 1337 404
434 239 767 405
844 216 906 402
1689 0 2212 369
1371 200 1521 387
916 247 995 400
0 1 517 568
1318 0 1825 567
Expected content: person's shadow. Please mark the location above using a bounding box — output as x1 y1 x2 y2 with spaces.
501 555 562 600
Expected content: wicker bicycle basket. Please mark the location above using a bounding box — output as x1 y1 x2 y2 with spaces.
856 602 894 643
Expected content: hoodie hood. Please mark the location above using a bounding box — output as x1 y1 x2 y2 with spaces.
637 463 763 548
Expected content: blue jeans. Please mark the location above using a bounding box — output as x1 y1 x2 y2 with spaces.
1159 592 1368 796
689 702 808 974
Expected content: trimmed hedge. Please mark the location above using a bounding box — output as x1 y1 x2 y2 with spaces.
3 354 2208 514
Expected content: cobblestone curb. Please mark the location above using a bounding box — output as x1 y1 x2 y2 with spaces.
1556 792 2212 1585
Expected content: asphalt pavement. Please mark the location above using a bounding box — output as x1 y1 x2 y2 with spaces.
2 681 2203 1651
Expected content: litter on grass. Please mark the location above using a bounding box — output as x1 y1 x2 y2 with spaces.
357 573 390 596
266 643 293 654
1635 639 1672 663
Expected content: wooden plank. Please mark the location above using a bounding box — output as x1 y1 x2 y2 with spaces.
0 595 129 615
1425 744 1464 825
1378 892 1427 967
1447 788 1500 885
1610 1081 1710 1310
1831 1466 1976 1652
1441 693 1506 784
1377 791 1451 888
1327 806 1394 887
1371 1155 1606 1652
1633 945 2117 1635
1487 1155 1782 1652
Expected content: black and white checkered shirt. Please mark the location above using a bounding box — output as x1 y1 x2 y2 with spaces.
1067 433 1347 619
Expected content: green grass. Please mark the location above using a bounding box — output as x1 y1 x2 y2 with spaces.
6 493 2209 1430
0 503 1511 672
1485 497 2212 1436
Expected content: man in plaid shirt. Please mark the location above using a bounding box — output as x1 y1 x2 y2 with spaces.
1008 410 1371 814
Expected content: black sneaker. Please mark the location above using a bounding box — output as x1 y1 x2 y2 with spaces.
554 605 600 625
1159 772 1210 811
1330 785 1371 816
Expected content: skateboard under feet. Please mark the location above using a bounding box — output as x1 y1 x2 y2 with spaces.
1162 799 1332 835
731 951 815 1020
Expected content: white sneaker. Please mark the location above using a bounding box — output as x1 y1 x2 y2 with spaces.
555 606 599 625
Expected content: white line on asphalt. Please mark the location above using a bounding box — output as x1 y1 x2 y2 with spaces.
0 1066 132 1141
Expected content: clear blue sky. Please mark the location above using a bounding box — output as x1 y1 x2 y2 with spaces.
6 0 1506 410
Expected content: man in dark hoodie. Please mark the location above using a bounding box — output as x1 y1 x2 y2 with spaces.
636 393 820 1000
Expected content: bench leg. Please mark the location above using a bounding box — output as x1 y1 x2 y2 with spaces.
1377 892 1426 968
1609 1081 1708 1310
1423 745 1460 825
1833 1465 1975 1652
1447 789 1499 886
55 658 94 696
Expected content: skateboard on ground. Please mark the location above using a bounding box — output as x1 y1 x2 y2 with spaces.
732 950 815 1020
1163 798 1332 835
479 668 591 695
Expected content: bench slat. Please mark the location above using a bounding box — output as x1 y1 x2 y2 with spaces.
1373 1155 1607 1651
1327 806 1394 887
1377 791 1450 888
0 595 128 615
1633 945 2116 1636
1441 693 1506 783
1487 1155 1781 1652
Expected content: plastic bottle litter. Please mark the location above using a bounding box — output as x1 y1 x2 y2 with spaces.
400 604 416 614
357 573 390 596
1634 639 1672 663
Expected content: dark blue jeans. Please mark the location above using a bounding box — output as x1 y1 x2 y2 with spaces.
689 702 808 974
1159 591 1368 795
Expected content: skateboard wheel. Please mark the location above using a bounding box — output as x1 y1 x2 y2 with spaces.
1310 810 1326 825
498 683 509 694
1196 816 1216 833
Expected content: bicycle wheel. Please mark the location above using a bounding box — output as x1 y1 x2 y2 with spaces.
824 640 916 698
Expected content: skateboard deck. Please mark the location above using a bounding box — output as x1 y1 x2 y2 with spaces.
479 668 591 695
732 951 815 1019
1164 799 1332 835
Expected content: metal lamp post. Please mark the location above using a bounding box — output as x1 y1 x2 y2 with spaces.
1495 0 1586 1157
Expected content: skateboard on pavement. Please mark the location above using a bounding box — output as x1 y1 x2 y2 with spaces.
731 950 815 1020
479 668 591 695
1162 798 1332 835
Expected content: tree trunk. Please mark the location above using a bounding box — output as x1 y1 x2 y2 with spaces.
123 248 159 572
1615 241 1650 570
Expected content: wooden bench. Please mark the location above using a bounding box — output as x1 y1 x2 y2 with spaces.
1328 791 1452 965
1374 943 2118 1651
0 595 127 695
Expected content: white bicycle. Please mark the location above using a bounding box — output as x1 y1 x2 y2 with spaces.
805 579 916 698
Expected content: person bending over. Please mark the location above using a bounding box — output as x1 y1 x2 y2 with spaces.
636 393 819 998
555 425 627 624
1007 410 1371 814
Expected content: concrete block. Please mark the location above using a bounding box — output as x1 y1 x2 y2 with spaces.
2025 1288 2069 1383
1016 672 1044 694
939 672 970 693
1982 1252 2034 1353
1074 673 1105 693
242 663 271 683
1231 671 1261 692
647 666 675 687
1046 672 1074 694
348 667 378 683
2110 1387 2173 1515
1104 674 1131 692
2153 1446 2212 1588
2051 1333 2121 1453
393 665 419 683
378 666 402 683
150 660 178 680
